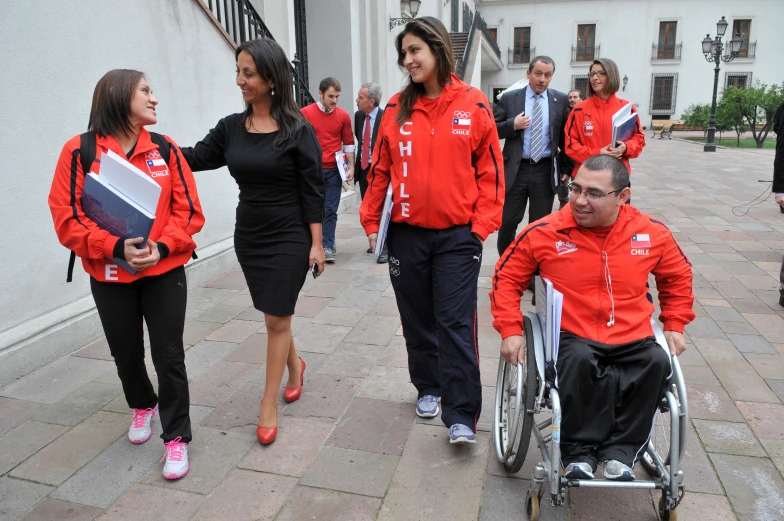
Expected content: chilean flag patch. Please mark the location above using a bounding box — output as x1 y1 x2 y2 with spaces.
146 158 167 173
452 111 471 135
631 234 651 248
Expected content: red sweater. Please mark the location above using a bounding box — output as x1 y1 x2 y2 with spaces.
302 103 354 168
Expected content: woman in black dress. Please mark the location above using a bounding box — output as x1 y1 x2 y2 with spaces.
181 38 324 445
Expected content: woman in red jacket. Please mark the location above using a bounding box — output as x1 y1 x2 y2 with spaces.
564 58 646 178
360 17 504 444
49 69 204 480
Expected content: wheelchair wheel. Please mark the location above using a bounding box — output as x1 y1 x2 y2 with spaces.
642 385 686 476
493 316 537 473
658 492 677 520
526 490 540 521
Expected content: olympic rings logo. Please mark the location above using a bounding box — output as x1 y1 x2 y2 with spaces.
389 256 400 276
453 110 471 119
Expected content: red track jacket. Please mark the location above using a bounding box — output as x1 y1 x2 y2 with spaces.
49 130 205 282
491 205 695 344
564 93 646 177
360 75 504 240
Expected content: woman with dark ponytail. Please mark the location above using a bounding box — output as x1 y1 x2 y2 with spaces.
181 38 325 446
359 17 504 445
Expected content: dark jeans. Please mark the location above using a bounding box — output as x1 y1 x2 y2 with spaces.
387 222 483 429
90 266 191 443
556 333 671 470
322 167 342 249
497 159 555 256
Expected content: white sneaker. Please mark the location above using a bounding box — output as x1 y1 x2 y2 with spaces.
161 436 189 480
128 406 157 444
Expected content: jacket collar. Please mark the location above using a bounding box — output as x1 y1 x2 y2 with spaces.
411 73 467 118
590 92 619 108
95 128 158 159
554 203 640 235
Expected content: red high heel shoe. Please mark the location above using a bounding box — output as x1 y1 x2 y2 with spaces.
283 357 306 403
256 405 278 445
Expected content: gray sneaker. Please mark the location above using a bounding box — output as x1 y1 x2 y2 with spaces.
603 460 635 481
448 424 476 444
564 462 594 480
415 395 439 418
324 247 336 263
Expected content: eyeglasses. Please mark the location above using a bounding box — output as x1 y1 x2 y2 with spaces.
588 70 607 78
567 182 623 200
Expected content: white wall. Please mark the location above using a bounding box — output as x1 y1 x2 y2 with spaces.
305 0 357 114
477 0 784 125
0 0 243 346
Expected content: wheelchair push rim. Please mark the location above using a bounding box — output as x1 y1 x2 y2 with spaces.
642 356 688 476
494 316 538 472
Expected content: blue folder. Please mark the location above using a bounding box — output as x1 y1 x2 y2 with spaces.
81 174 154 274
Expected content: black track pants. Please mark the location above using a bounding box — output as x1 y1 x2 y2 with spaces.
556 333 671 470
387 222 483 429
90 266 191 443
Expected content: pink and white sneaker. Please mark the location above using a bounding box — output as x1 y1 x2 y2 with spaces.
128 406 157 444
161 436 189 480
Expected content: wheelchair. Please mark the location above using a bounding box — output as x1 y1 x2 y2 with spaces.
493 279 688 521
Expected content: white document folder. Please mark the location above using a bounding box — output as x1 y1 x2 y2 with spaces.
535 276 563 363
99 150 162 215
374 185 394 256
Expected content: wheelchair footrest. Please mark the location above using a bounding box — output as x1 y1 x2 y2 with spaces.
564 478 663 489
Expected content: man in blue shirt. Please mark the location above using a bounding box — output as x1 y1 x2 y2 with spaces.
494 56 570 257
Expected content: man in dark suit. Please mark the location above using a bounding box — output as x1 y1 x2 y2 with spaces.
494 56 570 257
354 82 387 262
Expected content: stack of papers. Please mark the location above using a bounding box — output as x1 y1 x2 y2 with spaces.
374 185 394 256
611 104 639 147
535 276 563 362
335 151 350 182
81 150 162 274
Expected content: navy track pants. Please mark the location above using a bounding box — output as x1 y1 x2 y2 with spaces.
386 222 483 429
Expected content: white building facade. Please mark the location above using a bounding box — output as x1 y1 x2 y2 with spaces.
476 0 784 126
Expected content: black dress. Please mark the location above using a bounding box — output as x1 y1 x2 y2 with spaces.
181 114 324 315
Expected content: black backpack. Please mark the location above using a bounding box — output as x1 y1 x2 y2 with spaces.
65 132 174 282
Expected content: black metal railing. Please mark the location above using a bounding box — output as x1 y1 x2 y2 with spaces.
508 46 534 65
652 43 682 60
571 45 599 62
204 0 315 106
475 11 501 58
457 17 476 79
462 3 473 33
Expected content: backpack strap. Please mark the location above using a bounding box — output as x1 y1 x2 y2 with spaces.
148 132 198 261
148 132 171 164
67 133 98 282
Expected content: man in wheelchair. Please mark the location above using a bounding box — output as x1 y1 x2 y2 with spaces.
490 154 695 482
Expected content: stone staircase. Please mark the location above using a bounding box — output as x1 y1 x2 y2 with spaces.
450 32 469 77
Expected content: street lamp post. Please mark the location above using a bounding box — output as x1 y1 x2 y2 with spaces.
390 0 421 30
701 16 743 152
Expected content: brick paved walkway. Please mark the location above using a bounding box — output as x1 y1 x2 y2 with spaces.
1 137 783 520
